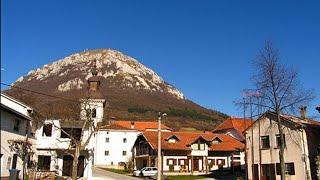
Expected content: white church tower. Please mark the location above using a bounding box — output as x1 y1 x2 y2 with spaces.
80 59 105 125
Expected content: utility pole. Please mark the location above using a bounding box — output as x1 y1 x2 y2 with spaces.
157 112 166 180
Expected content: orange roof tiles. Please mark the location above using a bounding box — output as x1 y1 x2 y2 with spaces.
100 120 172 131
213 117 254 134
141 131 244 151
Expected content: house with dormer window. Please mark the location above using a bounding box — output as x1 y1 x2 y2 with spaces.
133 131 245 175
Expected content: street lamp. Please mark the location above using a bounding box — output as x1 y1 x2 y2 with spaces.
157 112 167 180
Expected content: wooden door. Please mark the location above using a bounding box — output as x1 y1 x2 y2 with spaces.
261 164 276 180
193 158 199 171
62 155 73 176
252 164 259 180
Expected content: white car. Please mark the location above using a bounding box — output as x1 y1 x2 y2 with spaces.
133 167 158 177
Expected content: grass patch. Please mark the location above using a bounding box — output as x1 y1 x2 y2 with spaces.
167 175 207 180
101 168 130 175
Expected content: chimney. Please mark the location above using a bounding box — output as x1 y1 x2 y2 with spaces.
130 121 135 129
300 106 307 119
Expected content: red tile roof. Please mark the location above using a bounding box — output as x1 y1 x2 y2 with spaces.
100 120 172 131
213 117 254 134
209 134 245 151
141 131 244 151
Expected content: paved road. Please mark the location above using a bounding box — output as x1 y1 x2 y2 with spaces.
89 168 139 180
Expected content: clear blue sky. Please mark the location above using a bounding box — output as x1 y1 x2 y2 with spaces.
1 0 320 118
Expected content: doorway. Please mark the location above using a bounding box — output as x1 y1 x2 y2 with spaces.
261 164 276 180
193 158 199 171
62 155 85 177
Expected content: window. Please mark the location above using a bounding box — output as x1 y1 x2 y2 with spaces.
208 159 215 166
37 155 51 170
61 128 81 140
106 138 109 143
123 138 127 143
216 159 225 166
178 159 186 166
92 108 96 118
195 140 205 150
166 159 177 165
275 134 286 148
105 151 109 156
276 163 295 175
12 154 18 169
122 151 127 156
13 119 20 131
42 124 52 137
199 143 205 150
261 136 270 149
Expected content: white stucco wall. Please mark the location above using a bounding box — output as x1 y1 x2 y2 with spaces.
246 116 311 180
94 130 140 167
80 99 105 124
190 143 208 156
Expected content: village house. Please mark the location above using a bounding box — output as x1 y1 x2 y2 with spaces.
133 130 245 175
213 117 254 142
34 60 105 178
245 110 320 180
94 120 172 169
33 60 173 178
0 93 35 179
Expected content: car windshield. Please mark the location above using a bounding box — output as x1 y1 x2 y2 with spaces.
140 167 146 171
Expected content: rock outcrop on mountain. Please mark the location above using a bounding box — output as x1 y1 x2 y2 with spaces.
5 49 228 130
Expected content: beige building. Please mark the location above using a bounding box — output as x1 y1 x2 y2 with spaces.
0 93 35 179
245 110 320 180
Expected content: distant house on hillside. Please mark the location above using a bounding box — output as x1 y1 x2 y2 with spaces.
245 110 320 180
94 120 172 169
1 93 35 179
133 131 245 175
213 117 253 142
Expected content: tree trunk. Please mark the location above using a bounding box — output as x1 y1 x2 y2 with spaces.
72 145 80 180
276 110 286 180
23 161 25 180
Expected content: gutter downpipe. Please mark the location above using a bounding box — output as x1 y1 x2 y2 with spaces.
300 125 310 180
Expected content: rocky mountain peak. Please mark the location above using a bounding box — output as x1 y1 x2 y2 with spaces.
15 49 184 99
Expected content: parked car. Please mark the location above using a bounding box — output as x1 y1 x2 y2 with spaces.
133 167 158 177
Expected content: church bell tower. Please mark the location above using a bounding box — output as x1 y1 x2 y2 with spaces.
80 59 105 125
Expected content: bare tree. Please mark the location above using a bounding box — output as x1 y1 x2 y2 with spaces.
51 98 99 180
250 40 314 179
8 139 34 180
33 96 102 180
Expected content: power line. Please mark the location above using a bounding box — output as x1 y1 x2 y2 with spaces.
1 82 78 103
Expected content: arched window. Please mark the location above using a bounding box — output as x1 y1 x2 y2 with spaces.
92 108 97 118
